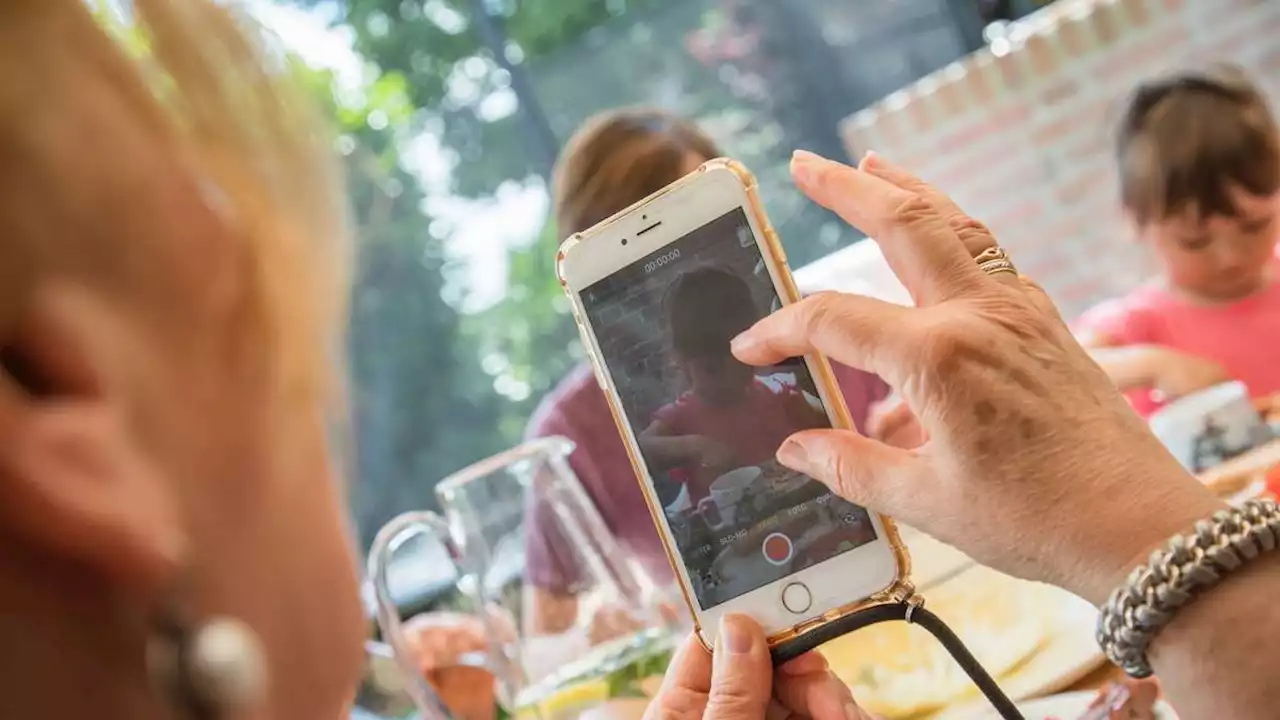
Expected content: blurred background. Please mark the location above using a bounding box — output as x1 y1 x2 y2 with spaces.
235 0 1053 547
143 0 1272 615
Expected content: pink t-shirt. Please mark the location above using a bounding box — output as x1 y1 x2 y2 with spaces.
1076 271 1280 417
652 378 829 502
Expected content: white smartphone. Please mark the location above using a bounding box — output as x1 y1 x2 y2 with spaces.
557 159 906 648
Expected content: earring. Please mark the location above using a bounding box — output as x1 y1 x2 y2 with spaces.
148 606 268 720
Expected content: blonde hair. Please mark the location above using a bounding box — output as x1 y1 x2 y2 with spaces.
0 0 350 405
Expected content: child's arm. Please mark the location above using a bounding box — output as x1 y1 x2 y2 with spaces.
1081 332 1231 400
638 419 733 472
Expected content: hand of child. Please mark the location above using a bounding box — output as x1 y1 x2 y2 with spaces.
691 435 736 472
1254 394 1280 423
1148 347 1232 401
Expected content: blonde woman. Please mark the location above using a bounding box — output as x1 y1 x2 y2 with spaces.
3 3 1277 720
0 3 839 718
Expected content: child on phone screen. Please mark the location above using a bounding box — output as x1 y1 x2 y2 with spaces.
1075 65 1280 418
638 265 828 502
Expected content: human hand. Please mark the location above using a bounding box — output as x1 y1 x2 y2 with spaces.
1254 394 1279 422
586 603 647 645
402 612 499 720
865 395 926 449
730 151 1223 604
692 435 736 473
1147 347 1231 401
645 614 876 720
1083 677 1161 720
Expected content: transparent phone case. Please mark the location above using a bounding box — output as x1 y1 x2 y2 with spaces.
556 157 914 650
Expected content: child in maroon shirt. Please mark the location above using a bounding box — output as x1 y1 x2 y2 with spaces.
521 108 887 637
639 266 829 502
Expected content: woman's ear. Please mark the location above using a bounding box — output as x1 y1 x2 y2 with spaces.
0 283 186 600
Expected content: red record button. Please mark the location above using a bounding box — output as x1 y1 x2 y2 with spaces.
762 533 793 566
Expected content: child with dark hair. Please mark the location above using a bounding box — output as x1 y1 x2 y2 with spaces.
638 266 828 501
1077 65 1280 417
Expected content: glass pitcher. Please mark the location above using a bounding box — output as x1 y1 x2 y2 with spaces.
368 436 680 720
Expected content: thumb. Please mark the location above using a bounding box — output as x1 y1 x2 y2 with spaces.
777 429 922 514
705 615 772 720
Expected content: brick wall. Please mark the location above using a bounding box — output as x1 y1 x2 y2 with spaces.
800 0 1280 319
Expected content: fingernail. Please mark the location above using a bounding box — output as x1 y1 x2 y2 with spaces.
777 437 811 469
1107 683 1132 711
729 331 755 355
718 614 754 655
791 149 825 188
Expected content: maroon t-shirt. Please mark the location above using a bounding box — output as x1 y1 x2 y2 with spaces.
651 379 827 503
522 362 889 594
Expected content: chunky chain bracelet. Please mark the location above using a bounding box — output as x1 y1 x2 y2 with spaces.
1096 498 1280 678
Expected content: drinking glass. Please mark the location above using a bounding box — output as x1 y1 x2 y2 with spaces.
369 436 680 720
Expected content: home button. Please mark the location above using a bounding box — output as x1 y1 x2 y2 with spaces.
781 582 812 615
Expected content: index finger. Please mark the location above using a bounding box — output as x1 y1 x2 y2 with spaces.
732 292 914 389
859 152 1021 290
655 632 714 696
642 633 713 720
791 150 983 305
773 670 861 720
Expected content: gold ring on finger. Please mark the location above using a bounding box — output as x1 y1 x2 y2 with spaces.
974 246 1018 276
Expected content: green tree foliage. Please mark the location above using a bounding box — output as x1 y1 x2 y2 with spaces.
300 65 509 547
287 0 982 548
296 0 697 466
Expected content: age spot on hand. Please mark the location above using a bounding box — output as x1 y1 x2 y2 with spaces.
975 437 995 456
973 400 997 425
1018 417 1037 440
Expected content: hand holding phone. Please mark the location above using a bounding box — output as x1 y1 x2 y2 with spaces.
558 159 906 649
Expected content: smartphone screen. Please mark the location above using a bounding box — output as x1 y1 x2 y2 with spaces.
579 207 879 609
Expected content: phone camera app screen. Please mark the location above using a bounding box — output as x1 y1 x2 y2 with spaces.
580 208 878 608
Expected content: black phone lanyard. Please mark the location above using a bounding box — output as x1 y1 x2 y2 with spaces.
770 602 1027 720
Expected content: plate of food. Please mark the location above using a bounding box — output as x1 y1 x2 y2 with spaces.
818 565 1093 719
999 688 1176 720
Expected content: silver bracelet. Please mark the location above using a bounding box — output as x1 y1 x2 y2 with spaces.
1096 498 1280 678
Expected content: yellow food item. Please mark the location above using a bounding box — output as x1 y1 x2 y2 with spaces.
819 568 1054 718
514 679 611 720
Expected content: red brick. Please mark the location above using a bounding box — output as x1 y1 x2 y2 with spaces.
1122 0 1154 27
1024 33 1061 77
935 77 968 118
1201 13 1280 64
874 105 909 147
1094 25 1191 80
1210 0 1272 15
993 50 1028 94
1057 169 1111 206
1091 1 1125 47
1261 47 1280 73
1057 15 1095 59
987 199 1047 233
1033 113 1084 146
1040 79 1081 107
905 96 937 135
